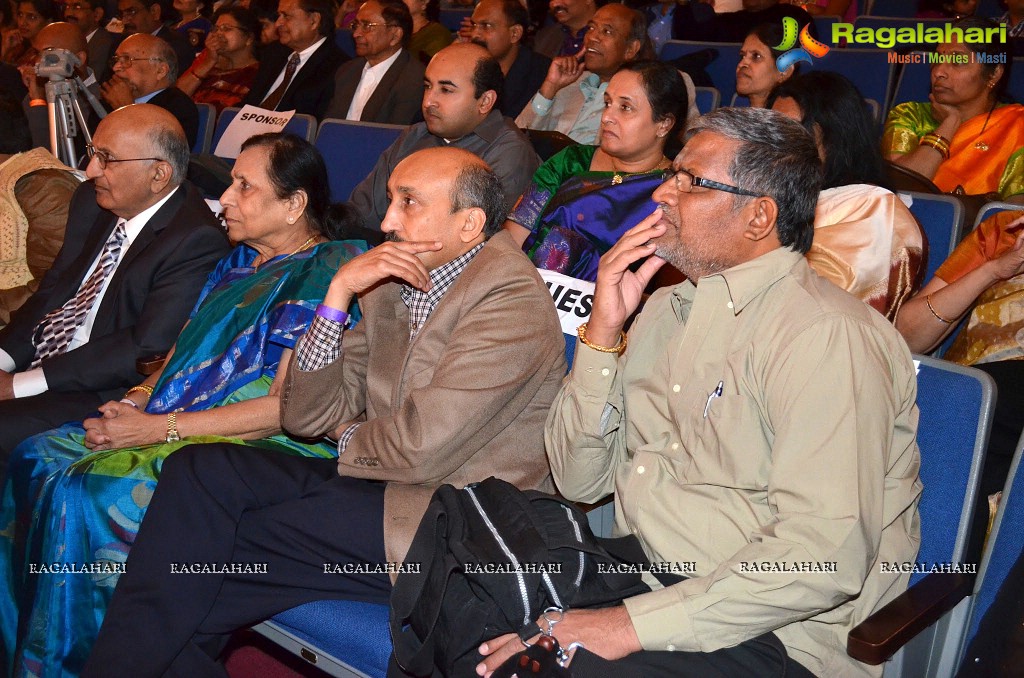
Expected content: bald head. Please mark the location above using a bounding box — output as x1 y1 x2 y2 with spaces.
401 147 505 236
87 104 190 219
113 33 178 93
32 22 88 71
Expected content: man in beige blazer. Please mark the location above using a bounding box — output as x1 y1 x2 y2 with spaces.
86 147 566 677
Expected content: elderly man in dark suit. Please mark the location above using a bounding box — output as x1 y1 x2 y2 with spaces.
324 0 424 124
85 146 566 677
100 33 199 147
243 0 348 119
0 104 230 466
116 0 195 71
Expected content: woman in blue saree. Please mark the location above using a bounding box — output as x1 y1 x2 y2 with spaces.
0 133 367 677
504 60 688 282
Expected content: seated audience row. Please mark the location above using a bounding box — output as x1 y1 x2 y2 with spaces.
72 108 921 678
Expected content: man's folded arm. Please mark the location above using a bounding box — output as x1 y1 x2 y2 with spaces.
339 276 563 484
544 341 626 504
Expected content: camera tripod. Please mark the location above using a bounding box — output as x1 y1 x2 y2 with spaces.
36 48 106 167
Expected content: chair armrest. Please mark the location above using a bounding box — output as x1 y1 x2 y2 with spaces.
136 354 166 376
575 494 613 513
847 572 975 665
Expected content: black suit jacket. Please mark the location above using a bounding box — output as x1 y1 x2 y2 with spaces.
88 28 121 84
0 180 230 401
149 86 199 149
155 24 196 74
243 38 349 120
324 48 424 125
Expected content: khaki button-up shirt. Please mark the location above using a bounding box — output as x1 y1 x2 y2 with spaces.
546 247 922 676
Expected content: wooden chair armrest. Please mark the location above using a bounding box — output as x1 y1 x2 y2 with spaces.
136 354 166 376
847 572 975 665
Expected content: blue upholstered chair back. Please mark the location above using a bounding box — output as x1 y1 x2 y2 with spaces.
314 119 405 202
959 431 1024 662
193 103 216 154
661 40 742 103
900 190 964 285
803 48 895 114
694 86 720 115
911 356 994 586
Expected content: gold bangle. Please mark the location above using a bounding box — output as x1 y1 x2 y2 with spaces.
919 135 950 160
125 384 155 399
577 322 627 354
925 295 954 324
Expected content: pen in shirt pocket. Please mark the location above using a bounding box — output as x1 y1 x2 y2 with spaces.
703 380 724 418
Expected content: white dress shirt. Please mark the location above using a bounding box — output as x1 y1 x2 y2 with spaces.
262 36 327 103
0 187 179 398
346 48 402 121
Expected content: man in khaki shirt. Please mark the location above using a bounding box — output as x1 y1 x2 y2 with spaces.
479 108 922 677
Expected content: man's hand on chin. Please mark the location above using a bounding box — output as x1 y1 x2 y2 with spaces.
476 606 642 677
0 370 15 400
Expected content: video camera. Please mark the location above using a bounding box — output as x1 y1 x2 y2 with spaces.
35 47 81 82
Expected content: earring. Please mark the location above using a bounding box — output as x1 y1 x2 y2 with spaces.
287 216 294 224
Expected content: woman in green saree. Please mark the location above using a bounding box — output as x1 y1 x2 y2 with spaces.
0 133 367 677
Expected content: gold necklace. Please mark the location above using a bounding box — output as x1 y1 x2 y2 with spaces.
973 103 996 152
254 235 319 268
611 157 672 185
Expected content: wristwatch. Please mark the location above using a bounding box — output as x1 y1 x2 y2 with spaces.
166 412 181 443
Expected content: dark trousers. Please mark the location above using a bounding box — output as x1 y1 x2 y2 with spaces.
569 633 816 677
967 360 1024 562
0 390 104 484
83 442 390 678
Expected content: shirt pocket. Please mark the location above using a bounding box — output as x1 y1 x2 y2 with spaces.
687 394 770 489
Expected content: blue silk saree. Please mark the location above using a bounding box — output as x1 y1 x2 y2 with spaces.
0 240 366 677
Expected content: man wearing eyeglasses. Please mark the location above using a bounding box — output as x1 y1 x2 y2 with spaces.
117 0 195 73
0 103 230 481
479 108 922 677
100 33 199 148
242 0 348 120
324 0 424 125
63 0 121 83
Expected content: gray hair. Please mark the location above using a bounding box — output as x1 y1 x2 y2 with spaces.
685 107 821 253
153 125 189 184
153 36 178 82
449 163 505 237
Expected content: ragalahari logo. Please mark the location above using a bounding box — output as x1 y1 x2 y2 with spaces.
774 17 830 71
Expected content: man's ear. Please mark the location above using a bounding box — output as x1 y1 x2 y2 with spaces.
509 23 524 44
151 159 173 191
148 2 162 22
743 196 778 243
625 39 641 62
458 206 487 243
477 89 497 114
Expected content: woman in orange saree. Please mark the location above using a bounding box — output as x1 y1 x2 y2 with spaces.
882 17 1024 201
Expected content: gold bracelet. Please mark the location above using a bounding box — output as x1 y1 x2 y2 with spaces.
925 295 954 324
577 322 627 354
125 384 155 399
166 412 181 443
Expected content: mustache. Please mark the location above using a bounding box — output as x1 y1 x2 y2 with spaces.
470 38 488 48
385 231 403 243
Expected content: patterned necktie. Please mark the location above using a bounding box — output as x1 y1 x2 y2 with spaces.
260 52 301 111
31 221 128 368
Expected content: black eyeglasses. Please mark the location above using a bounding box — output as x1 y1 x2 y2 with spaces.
671 169 759 197
86 144 164 169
